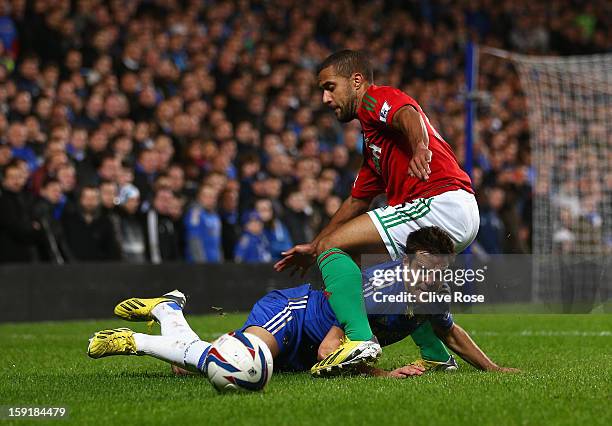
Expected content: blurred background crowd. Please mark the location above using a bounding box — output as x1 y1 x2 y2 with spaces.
0 0 609 264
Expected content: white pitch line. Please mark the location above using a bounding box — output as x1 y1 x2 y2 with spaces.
467 330 611 337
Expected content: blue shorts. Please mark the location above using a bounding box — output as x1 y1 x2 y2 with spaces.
240 284 338 371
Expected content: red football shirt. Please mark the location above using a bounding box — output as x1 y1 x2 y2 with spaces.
351 84 473 205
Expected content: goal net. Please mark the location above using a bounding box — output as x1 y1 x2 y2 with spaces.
488 50 611 310
512 55 612 311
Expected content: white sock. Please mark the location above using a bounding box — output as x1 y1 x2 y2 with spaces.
151 301 199 341
133 334 212 374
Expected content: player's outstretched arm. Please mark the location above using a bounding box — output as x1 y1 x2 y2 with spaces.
273 195 372 274
433 323 520 373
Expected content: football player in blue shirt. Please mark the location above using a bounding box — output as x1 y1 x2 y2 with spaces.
88 227 518 377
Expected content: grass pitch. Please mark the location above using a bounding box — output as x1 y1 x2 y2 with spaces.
1 313 610 426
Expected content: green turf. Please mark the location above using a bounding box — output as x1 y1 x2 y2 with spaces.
1 314 611 426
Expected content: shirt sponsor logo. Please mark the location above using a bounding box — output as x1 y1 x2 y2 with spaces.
379 101 391 122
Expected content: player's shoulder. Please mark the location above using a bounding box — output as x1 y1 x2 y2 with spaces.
363 85 419 124
368 84 413 102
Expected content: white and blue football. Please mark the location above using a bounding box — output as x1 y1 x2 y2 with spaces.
204 331 273 393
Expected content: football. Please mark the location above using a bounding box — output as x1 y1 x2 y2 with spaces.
204 331 273 393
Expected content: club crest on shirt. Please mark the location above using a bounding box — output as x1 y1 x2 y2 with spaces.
379 101 391 122
368 143 382 173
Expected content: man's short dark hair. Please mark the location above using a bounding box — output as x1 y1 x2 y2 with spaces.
97 153 116 168
317 50 374 82
1 159 21 178
405 226 455 256
78 185 99 199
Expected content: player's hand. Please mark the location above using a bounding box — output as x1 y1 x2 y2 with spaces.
171 365 194 376
409 142 432 180
387 365 426 378
273 243 316 276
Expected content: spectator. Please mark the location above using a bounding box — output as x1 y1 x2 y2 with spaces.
254 197 292 261
99 181 119 217
143 188 181 263
0 142 13 174
9 91 32 122
116 184 146 263
234 211 272 263
32 178 72 263
0 161 41 262
62 185 121 261
320 195 343 230
97 154 119 183
0 0 607 263
167 163 187 196
219 187 240 261
6 122 37 172
56 163 77 212
331 145 355 198
184 185 222 263
477 187 507 254
67 126 87 163
0 2 16 57
14 54 40 98
134 149 158 204
0 39 13 73
30 151 68 194
282 190 315 244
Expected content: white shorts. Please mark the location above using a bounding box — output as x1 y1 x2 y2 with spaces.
367 189 480 259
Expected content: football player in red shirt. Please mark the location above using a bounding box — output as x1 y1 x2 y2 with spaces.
275 50 479 376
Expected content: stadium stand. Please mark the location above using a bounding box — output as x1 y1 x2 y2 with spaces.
0 0 609 263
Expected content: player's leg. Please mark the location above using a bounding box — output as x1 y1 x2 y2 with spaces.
133 334 211 373
410 322 455 367
366 201 452 363
88 327 212 374
369 190 480 367
132 299 212 373
89 290 213 374
309 214 388 374
314 213 387 341
113 289 204 344
149 296 199 340
414 191 479 366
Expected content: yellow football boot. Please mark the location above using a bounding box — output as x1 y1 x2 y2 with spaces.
114 290 187 322
311 336 381 377
87 328 138 359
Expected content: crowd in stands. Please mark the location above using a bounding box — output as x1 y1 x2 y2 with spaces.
0 0 609 264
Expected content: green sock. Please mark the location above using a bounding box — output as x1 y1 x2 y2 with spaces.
317 248 373 341
411 321 450 362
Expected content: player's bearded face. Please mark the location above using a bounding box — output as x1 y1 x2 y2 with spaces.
318 68 357 123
